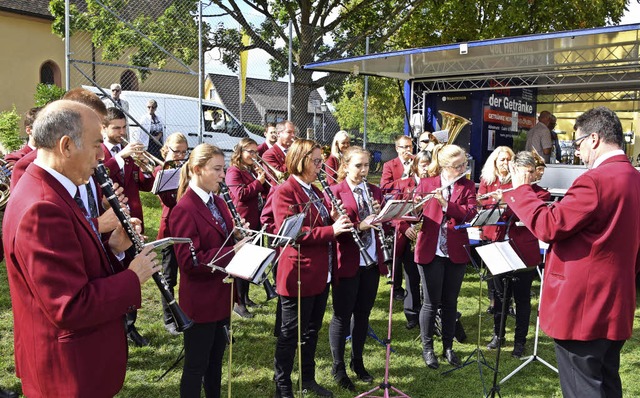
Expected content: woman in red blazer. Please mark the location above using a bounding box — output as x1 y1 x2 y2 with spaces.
170 143 246 398
154 132 188 334
481 151 551 358
225 137 268 317
414 144 477 370
391 150 432 329
272 139 352 398
324 130 350 185
328 146 387 391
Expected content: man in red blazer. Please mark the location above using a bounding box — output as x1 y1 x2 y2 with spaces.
262 120 296 173
4 107 40 165
506 107 640 398
257 122 277 156
380 135 414 190
101 107 155 346
2 100 158 398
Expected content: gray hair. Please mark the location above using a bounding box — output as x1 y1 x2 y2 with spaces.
513 151 537 169
110 83 122 91
32 104 84 149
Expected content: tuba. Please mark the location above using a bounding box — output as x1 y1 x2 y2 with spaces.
434 111 472 146
0 159 11 209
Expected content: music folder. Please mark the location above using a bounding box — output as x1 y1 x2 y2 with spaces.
475 241 527 275
151 168 181 194
225 243 276 284
271 212 305 247
469 207 505 227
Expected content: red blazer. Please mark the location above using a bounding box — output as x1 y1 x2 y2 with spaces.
3 164 141 398
380 157 405 190
272 176 335 297
257 142 270 157
102 144 155 232
324 154 340 185
391 177 420 255
170 188 235 323
225 165 267 230
505 155 640 341
4 144 33 163
153 165 177 239
262 145 287 173
330 180 387 279
9 148 37 190
414 176 477 265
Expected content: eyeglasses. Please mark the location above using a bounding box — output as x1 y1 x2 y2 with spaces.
147 106 157 109
311 158 323 166
420 140 429 144
396 145 412 150
243 149 257 156
448 161 468 171
112 89 121 93
169 148 188 155
572 134 590 150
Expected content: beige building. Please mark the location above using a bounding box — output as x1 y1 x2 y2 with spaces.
0 0 198 128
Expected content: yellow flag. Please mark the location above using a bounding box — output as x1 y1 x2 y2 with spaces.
240 31 251 104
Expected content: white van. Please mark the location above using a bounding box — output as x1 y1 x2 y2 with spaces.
85 86 264 158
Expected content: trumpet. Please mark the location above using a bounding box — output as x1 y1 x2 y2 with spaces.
120 137 164 174
252 154 288 186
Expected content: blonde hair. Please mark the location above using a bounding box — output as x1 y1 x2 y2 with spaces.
427 144 466 176
337 146 370 182
176 143 224 200
285 139 320 176
330 130 350 159
160 132 188 159
480 146 514 185
230 137 258 169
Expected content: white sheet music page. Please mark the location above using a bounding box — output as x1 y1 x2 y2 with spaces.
476 241 527 275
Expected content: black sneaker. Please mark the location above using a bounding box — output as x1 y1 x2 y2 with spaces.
512 342 525 358
301 380 333 397
393 290 406 301
486 335 505 350
422 349 439 369
350 361 374 383
333 370 355 391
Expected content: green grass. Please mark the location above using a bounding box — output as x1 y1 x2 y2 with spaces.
2 192 640 397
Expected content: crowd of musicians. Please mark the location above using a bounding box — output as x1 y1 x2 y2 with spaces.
1 89 639 398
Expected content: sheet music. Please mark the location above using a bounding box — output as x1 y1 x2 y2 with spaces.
151 168 181 194
272 212 305 247
470 208 504 227
370 199 417 224
475 241 527 275
225 243 276 283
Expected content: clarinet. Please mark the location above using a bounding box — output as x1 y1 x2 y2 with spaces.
94 163 194 332
317 171 377 269
362 178 393 264
218 181 278 300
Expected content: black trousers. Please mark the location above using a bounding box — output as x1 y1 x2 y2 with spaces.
554 338 625 398
399 244 421 323
492 269 535 343
180 320 229 398
417 256 466 350
161 245 179 324
235 278 250 306
274 286 329 391
328 267 379 372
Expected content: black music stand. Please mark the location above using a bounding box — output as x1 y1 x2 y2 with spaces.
499 248 558 385
475 240 530 398
355 199 418 398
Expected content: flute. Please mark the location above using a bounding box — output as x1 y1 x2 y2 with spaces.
317 171 377 269
477 180 541 200
94 162 194 332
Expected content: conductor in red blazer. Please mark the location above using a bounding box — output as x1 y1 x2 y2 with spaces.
2 100 158 398
327 146 387 391
262 120 296 173
225 137 269 316
101 107 155 233
170 143 247 398
506 107 640 398
379 135 414 190
414 144 477 370
272 139 352 398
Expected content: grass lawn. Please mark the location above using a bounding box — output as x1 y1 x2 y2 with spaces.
2 190 640 397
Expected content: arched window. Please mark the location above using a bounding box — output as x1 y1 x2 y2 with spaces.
40 61 61 86
120 70 139 91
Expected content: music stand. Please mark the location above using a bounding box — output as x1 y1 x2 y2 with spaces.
475 240 529 398
355 199 418 398
499 248 558 385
